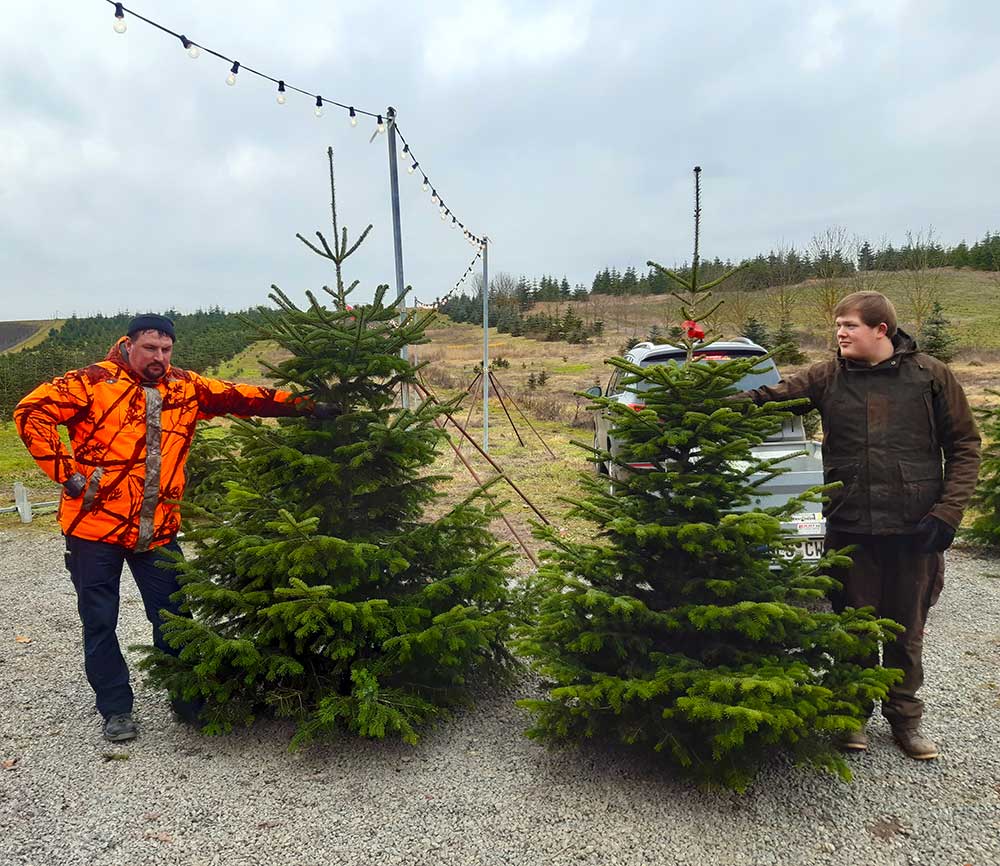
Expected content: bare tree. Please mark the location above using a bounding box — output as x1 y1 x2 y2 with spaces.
810 226 852 349
901 227 941 333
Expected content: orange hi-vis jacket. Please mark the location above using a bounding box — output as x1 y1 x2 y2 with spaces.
14 337 304 551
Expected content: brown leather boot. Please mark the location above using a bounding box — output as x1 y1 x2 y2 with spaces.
892 726 939 760
838 727 869 751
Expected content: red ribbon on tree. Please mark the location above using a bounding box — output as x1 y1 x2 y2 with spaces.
683 320 705 340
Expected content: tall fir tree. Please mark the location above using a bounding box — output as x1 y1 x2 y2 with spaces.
518 167 900 791
137 148 517 745
918 300 958 363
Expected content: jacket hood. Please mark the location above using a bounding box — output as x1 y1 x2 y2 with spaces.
891 328 918 357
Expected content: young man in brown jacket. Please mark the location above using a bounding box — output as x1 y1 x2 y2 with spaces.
738 292 981 759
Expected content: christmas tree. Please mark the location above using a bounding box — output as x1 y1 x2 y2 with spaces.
518 168 900 791
739 315 770 348
771 317 807 365
965 392 1000 551
137 148 516 745
918 300 958 363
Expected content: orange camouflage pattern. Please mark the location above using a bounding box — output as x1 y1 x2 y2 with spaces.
14 337 304 551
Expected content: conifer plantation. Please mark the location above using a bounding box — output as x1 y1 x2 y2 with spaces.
517 169 901 791
137 149 516 744
965 393 1000 551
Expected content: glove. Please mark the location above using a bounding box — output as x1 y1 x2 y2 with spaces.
915 514 955 554
310 402 340 420
63 472 87 499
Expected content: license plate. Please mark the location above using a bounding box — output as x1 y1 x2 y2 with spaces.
778 538 824 561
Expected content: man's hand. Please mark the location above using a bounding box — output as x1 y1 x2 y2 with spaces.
310 402 340 420
915 514 956 553
63 472 87 499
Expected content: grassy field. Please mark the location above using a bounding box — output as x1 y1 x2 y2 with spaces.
0 319 62 353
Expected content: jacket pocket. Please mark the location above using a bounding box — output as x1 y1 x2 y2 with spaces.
81 467 105 512
823 461 860 522
899 459 942 523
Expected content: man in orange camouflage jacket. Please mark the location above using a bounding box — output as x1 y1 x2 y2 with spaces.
14 314 329 742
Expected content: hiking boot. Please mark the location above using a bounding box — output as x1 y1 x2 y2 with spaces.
892 726 939 760
103 713 138 742
839 727 869 752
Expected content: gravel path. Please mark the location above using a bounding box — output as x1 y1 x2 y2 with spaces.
2 527 999 866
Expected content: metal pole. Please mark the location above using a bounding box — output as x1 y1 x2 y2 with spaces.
482 236 489 452
386 106 409 408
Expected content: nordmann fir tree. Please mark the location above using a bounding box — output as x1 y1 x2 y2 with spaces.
136 148 516 745
518 167 900 791
964 391 1000 551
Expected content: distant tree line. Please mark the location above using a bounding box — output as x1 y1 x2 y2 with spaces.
589 230 1000 296
438 274 600 344
0 307 264 420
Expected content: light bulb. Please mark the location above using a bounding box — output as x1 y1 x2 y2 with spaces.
376 115 385 134
349 107 358 126
315 106 323 117
431 191 439 205
113 14 127 34
315 96 324 117
226 73 237 86
440 208 447 220
277 93 286 105
399 145 409 161
421 180 429 192
408 162 417 174
188 45 200 58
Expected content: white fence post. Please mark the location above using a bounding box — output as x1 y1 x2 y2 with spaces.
13 482 32 523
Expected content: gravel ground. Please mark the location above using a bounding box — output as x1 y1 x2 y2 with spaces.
2 527 999 866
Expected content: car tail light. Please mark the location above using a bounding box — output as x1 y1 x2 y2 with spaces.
624 402 645 411
626 462 657 470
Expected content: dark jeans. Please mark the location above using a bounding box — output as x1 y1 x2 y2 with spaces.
65 535 185 719
825 530 941 730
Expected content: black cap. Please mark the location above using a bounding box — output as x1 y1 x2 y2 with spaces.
127 313 175 341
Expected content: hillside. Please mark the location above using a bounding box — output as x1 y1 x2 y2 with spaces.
0 320 60 353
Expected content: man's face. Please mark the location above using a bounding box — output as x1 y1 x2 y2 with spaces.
835 311 888 363
125 330 174 381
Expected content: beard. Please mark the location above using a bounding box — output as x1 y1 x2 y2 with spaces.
140 362 166 381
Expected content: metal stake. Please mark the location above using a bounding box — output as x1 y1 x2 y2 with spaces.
386 106 408 408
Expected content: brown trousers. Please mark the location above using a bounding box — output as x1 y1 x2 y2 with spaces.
825 530 944 730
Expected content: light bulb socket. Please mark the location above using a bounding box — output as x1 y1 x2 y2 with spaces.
114 3 124 19
316 95 323 108
278 81 286 93
349 107 356 119
181 35 192 49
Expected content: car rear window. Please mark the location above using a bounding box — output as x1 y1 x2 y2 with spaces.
632 351 781 394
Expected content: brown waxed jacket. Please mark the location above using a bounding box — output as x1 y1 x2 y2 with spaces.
14 337 306 551
742 330 981 534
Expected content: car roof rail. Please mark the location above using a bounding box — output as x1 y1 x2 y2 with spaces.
730 336 755 345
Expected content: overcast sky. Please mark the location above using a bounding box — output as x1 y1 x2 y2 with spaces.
2 1 999 320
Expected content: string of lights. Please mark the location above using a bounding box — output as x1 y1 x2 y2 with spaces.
414 248 483 310
104 0 486 252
